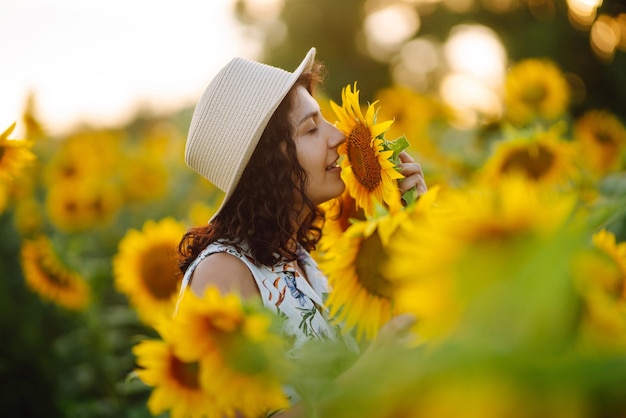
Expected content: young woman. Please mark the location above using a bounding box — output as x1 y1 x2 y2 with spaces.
177 47 426 348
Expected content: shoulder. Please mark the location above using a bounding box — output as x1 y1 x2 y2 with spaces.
189 251 260 300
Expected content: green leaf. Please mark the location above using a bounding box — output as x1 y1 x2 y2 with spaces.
401 187 419 207
384 135 410 165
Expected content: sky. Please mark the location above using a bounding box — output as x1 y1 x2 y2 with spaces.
0 0 255 136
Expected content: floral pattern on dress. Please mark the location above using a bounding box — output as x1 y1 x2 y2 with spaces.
177 240 336 348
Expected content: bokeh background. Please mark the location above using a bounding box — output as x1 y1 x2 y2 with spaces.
1 0 626 416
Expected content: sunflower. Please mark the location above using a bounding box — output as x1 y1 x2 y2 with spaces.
573 109 626 176
313 190 365 260
504 59 570 126
44 129 123 187
44 148 99 186
386 176 578 341
133 327 220 418
45 180 122 233
13 197 44 237
331 83 404 218
20 235 90 310
573 229 626 351
138 120 184 161
0 123 35 182
187 200 221 227
479 125 576 187
21 93 46 141
0 182 8 214
113 218 186 325
173 287 289 417
322 187 440 341
120 155 168 203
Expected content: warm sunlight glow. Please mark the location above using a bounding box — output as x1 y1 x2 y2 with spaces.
440 24 506 127
392 37 441 91
590 14 621 61
364 3 420 60
567 0 603 28
444 25 507 88
244 0 284 21
0 0 252 136
440 73 503 128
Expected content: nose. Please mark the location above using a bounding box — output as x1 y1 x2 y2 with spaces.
327 121 346 148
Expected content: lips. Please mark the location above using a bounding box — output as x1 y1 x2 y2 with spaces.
326 157 340 170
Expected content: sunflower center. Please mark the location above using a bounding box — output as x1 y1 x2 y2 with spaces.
593 131 617 146
62 165 78 179
500 145 555 180
347 123 382 191
169 356 200 389
355 232 394 299
64 201 78 214
38 259 73 289
0 147 5 161
139 244 179 300
521 84 547 105
470 222 520 242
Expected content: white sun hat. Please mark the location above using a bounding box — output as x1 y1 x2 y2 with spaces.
185 47 317 220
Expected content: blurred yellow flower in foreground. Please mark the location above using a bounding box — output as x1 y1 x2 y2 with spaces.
573 109 626 177
321 187 439 341
133 327 220 418
504 58 570 126
381 373 587 418
20 235 90 310
315 190 365 255
387 176 579 341
113 218 185 325
174 288 289 416
134 288 289 418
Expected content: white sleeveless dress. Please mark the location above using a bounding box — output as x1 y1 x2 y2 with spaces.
176 240 338 348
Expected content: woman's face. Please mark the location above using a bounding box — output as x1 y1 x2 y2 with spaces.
290 86 346 206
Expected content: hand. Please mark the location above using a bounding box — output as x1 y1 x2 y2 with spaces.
397 151 427 196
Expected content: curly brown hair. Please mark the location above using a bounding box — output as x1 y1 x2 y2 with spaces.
178 62 327 273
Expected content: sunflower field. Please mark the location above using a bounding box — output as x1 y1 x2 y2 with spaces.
2 0 626 417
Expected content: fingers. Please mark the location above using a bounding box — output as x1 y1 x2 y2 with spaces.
399 151 414 164
397 152 427 194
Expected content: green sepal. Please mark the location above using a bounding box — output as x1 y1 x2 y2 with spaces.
401 186 419 207
383 135 410 166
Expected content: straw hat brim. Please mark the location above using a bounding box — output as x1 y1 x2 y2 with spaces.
185 47 317 223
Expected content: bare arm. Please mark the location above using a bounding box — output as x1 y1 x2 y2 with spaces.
189 252 261 299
